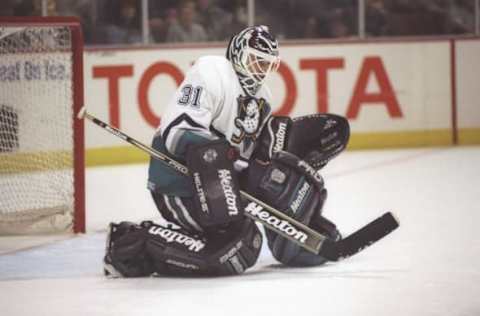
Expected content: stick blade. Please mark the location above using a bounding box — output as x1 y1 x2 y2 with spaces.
321 212 399 261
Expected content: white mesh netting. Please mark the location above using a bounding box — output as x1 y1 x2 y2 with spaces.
0 25 76 234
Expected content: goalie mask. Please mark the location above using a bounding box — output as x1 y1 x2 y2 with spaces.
226 25 280 96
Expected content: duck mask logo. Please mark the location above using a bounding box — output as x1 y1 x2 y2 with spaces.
232 96 270 150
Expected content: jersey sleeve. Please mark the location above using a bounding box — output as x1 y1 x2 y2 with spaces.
160 59 223 158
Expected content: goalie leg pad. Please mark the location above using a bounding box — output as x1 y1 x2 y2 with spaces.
247 151 340 266
104 220 263 277
186 139 243 230
146 219 262 276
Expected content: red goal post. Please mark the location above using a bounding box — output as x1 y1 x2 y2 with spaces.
0 16 85 234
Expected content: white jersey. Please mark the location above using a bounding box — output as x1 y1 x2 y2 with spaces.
160 55 273 160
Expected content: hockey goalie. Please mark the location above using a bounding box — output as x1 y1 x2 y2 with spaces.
104 25 351 277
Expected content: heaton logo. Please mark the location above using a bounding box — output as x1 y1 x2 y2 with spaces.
290 182 310 213
297 160 323 184
148 226 205 252
218 169 239 215
165 259 199 270
245 202 308 243
193 172 209 214
273 121 287 153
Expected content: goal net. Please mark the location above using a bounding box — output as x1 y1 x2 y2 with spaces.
0 17 85 234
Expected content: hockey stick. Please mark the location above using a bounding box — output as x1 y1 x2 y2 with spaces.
78 107 399 261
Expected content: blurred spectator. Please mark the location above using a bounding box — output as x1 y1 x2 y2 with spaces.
149 8 177 43
252 0 291 39
218 0 247 35
366 0 388 36
445 0 475 34
322 4 356 38
103 0 142 44
328 18 350 38
55 0 96 44
384 0 433 35
148 0 177 43
380 0 477 36
303 16 321 38
166 0 207 43
4 0 476 45
195 0 233 41
325 9 353 38
0 0 15 15
148 0 177 18
254 0 357 39
13 0 58 16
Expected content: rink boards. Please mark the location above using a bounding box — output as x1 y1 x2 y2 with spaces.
82 37 480 166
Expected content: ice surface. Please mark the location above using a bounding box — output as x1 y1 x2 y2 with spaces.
1 147 480 316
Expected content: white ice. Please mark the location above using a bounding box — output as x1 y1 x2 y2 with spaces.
1 146 480 316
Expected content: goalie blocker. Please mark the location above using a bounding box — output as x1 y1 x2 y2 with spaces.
186 139 244 230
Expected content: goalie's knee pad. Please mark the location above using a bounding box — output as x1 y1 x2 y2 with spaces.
104 219 263 277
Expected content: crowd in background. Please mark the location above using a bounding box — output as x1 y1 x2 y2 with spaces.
0 0 477 45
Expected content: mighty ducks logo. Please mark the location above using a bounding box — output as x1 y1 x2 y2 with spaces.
231 96 270 151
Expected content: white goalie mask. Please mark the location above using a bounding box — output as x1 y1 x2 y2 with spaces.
227 25 280 96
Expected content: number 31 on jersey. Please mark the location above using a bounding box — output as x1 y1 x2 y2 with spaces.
178 85 203 108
